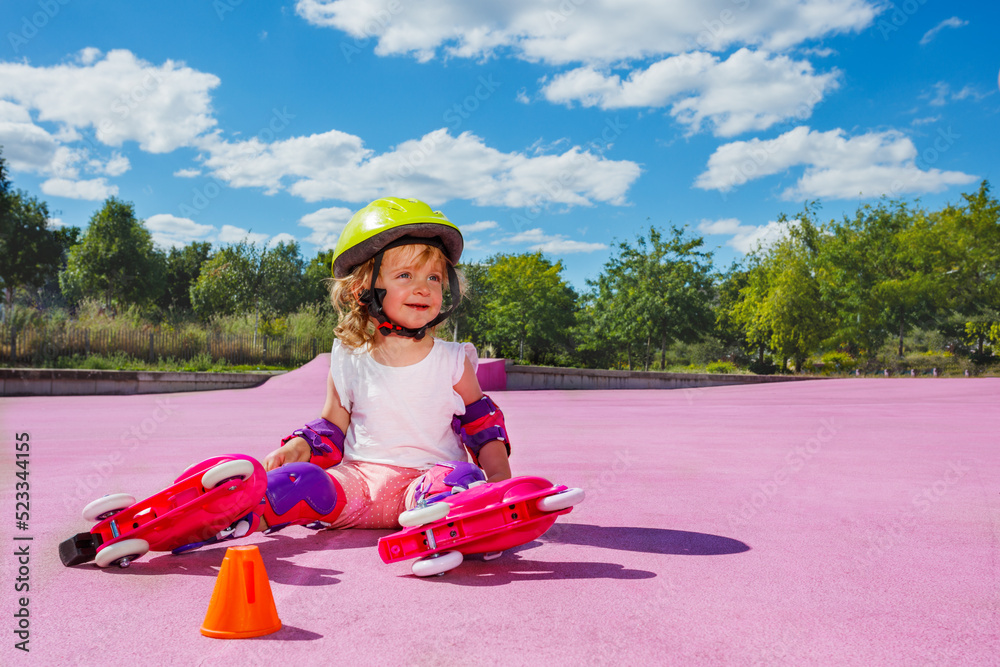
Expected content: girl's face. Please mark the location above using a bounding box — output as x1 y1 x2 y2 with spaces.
373 246 446 332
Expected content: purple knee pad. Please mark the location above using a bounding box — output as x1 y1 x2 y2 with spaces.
414 461 486 505
262 462 342 533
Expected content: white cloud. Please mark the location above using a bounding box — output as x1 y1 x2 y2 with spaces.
146 213 215 248
199 128 641 208
219 225 270 245
268 232 298 248
40 177 118 200
0 100 130 181
0 101 62 173
298 206 354 249
0 49 219 153
460 220 499 233
1 47 639 212
924 81 990 108
695 126 978 200
502 227 606 254
145 215 298 250
78 47 102 66
920 17 968 46
698 217 795 254
96 153 130 176
0 49 215 199
543 49 839 136
697 217 743 235
295 0 878 65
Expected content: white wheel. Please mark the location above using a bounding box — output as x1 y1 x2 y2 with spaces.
95 538 149 568
536 487 585 513
201 459 255 490
398 502 450 528
82 494 136 522
411 550 464 577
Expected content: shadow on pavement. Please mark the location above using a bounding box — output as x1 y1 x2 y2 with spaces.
538 523 751 556
399 550 658 586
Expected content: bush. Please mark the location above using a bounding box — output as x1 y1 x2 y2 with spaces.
180 352 227 372
706 360 737 374
748 358 778 375
821 351 856 374
968 348 997 366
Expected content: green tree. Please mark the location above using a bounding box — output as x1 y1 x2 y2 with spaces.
190 240 307 338
934 181 1000 360
714 262 753 366
303 249 335 307
158 241 213 314
452 260 491 345
480 252 576 363
0 147 12 227
765 231 830 370
59 198 166 311
588 226 715 370
0 190 64 318
728 211 832 372
817 200 944 358
570 292 619 369
729 255 775 370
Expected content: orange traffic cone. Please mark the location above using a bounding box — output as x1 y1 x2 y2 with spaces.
201 545 282 639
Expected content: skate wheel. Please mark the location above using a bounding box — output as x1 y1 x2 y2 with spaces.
483 551 503 561
398 502 450 528
95 538 149 568
82 494 136 522
411 550 463 577
201 459 255 490
536 487 585 513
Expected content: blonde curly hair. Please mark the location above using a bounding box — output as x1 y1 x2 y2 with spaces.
329 243 461 350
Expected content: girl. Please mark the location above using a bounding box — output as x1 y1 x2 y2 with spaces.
198 197 512 546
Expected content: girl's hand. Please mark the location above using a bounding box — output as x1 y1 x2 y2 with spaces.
263 437 311 471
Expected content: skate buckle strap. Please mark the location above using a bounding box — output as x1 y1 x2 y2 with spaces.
281 417 345 468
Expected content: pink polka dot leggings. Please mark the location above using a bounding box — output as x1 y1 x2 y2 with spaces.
324 460 434 530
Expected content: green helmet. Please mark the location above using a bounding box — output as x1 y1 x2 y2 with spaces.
331 197 463 278
332 197 464 341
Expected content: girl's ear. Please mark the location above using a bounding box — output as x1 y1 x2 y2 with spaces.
352 268 373 304
351 280 365 305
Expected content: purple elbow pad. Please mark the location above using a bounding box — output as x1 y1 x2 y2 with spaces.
452 395 510 463
282 418 345 469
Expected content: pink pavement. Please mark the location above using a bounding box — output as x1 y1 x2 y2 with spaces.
2 356 998 665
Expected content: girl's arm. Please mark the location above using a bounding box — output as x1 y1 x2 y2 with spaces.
263 373 351 471
453 358 512 483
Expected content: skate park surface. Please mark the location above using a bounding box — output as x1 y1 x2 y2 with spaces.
3 355 998 666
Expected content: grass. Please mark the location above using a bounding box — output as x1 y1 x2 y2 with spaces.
47 352 293 373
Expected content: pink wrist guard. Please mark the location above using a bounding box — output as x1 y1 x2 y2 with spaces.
281 418 345 469
452 395 511 465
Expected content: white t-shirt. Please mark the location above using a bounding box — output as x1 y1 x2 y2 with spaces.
329 338 478 469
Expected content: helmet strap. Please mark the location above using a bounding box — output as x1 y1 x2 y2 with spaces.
358 239 461 341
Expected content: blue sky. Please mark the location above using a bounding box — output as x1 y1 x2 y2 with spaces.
1 0 997 289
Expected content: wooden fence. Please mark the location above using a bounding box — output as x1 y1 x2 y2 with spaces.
0 325 334 367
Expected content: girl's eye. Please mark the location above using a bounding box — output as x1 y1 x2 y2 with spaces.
429 274 441 282
397 272 410 279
